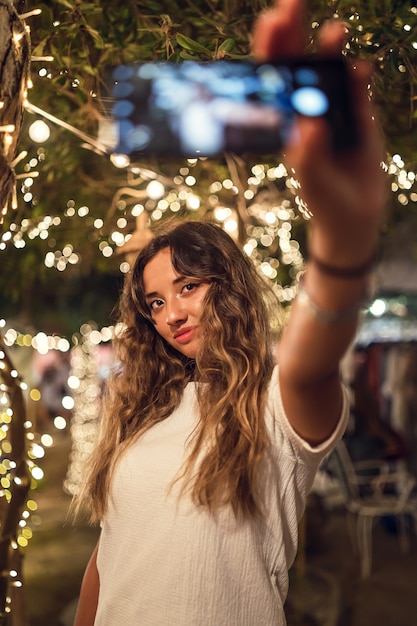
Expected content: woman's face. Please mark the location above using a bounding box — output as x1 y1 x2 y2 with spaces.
142 247 211 359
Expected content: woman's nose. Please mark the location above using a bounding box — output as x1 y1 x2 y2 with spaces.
165 297 187 325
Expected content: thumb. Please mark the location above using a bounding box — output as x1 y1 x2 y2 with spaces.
252 0 307 61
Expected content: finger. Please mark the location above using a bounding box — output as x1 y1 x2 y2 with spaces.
316 20 347 57
252 0 307 61
286 116 332 180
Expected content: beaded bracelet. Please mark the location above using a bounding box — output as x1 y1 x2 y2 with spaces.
308 251 377 279
297 276 370 325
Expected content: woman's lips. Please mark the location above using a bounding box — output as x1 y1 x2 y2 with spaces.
174 327 195 343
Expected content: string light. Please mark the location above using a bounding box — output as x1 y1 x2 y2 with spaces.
65 323 111 496
0 318 115 571
0 335 46 607
2 145 412 307
19 9 42 20
0 4 415 621
28 120 50 143
1 1 416 266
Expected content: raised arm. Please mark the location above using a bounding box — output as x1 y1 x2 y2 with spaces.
253 0 387 445
74 540 100 626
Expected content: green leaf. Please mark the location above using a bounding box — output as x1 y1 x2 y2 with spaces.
77 4 103 15
54 0 74 9
175 33 211 55
179 50 198 60
83 25 105 48
223 52 251 59
218 38 235 53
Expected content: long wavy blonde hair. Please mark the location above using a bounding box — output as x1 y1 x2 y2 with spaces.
77 220 279 522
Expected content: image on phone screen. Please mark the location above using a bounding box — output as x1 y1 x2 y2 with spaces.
100 59 357 158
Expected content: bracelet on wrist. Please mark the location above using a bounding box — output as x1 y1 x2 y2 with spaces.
297 274 370 325
308 250 377 279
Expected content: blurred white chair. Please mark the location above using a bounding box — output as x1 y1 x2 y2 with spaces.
329 440 417 578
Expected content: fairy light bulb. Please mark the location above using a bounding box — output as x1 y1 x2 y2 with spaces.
28 119 50 143
110 153 130 168
146 180 165 200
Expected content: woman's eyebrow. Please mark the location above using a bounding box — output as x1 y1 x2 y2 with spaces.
144 290 159 300
144 275 188 299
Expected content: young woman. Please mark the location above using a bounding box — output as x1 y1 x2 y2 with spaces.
74 0 386 624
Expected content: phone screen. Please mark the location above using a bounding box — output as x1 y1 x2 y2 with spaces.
100 58 358 158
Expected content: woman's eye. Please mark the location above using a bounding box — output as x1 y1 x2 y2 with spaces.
182 282 198 294
149 299 164 312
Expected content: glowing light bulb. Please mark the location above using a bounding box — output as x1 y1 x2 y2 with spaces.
28 120 50 143
146 180 165 200
369 299 386 317
110 153 130 168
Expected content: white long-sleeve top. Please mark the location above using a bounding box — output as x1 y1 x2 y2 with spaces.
95 366 348 625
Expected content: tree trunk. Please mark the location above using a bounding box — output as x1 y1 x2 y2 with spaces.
0 0 30 218
0 5 33 620
0 332 30 626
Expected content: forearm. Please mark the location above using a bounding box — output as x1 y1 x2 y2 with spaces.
277 243 378 446
74 542 100 626
281 262 370 383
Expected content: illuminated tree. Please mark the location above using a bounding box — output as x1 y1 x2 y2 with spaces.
0 0 416 334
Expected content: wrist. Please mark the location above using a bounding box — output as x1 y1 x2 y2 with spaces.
307 249 378 279
297 272 371 325
307 221 381 273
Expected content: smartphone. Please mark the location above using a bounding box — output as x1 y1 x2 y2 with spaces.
100 58 359 158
